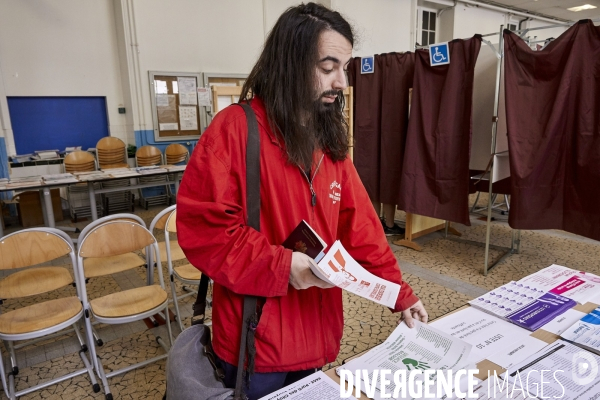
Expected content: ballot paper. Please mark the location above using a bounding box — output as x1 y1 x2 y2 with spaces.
501 340 600 400
469 281 545 318
486 335 548 370
541 308 586 335
311 240 400 308
258 371 355 400
337 321 472 400
517 264 600 304
429 307 531 365
561 307 600 355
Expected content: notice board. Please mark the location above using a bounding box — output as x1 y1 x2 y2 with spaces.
149 72 202 142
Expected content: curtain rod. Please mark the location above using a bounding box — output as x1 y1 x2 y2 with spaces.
511 18 600 35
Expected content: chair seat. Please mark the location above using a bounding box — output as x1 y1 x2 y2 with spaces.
84 253 146 278
142 241 185 261
174 264 201 281
0 266 73 299
90 285 168 319
0 297 82 335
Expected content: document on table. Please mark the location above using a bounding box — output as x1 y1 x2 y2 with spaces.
541 308 586 335
312 240 400 308
517 264 600 304
486 335 548 370
502 340 600 400
429 307 532 365
337 321 472 400
468 281 545 318
561 307 600 354
258 371 355 400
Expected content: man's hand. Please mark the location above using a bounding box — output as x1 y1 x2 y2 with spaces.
289 252 334 290
399 299 428 328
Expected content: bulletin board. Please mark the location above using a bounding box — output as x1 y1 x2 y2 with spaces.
149 71 202 142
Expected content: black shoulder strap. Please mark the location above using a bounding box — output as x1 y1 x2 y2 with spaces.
190 102 261 400
234 102 260 400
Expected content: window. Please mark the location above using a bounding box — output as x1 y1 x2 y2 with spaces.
418 8 437 46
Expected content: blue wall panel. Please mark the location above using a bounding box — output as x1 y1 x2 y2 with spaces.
7 96 109 154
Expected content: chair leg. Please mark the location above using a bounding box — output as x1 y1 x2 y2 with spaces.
95 355 112 400
8 371 16 400
169 275 185 333
0 348 10 399
470 191 481 213
7 341 18 375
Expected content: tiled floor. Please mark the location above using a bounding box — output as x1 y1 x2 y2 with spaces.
1 193 599 399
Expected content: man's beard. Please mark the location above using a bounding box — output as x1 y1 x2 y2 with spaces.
315 89 342 112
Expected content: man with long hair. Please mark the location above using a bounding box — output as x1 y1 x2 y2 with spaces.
178 3 427 398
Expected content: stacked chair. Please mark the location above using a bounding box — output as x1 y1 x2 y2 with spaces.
135 145 170 209
95 137 134 215
0 228 99 399
76 213 172 400
164 143 189 203
64 150 103 221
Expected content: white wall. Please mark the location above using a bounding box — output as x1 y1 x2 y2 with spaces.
453 4 506 38
332 0 413 56
522 19 567 44
0 0 126 155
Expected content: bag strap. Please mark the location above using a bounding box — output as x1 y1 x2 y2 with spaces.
189 102 261 400
234 102 261 400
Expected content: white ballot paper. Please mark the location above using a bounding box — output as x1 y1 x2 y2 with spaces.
517 264 600 304
258 371 355 400
338 321 472 400
469 281 545 318
501 340 600 400
486 335 548 370
312 240 400 308
429 307 530 365
561 307 600 354
541 308 586 335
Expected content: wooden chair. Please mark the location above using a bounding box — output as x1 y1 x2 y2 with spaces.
95 137 128 169
95 137 134 215
0 228 99 399
165 209 202 332
165 143 189 165
164 144 189 203
135 146 170 209
64 151 102 220
76 214 172 399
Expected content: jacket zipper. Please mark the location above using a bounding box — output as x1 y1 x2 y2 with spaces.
299 154 324 223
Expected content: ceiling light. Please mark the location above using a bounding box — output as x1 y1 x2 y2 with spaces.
567 4 597 12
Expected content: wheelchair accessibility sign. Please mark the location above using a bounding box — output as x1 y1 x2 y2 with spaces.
361 56 374 74
429 42 450 66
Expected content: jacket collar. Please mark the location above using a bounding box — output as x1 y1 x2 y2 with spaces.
247 97 280 145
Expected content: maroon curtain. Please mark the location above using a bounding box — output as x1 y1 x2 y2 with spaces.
504 20 600 241
399 36 482 225
348 53 415 204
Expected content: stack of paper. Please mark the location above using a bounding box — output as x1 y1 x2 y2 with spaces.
516 264 600 304
34 150 60 159
42 173 79 184
6 176 42 188
10 154 33 163
561 306 600 355
102 168 140 178
337 321 472 400
136 166 167 174
164 165 186 172
469 281 576 331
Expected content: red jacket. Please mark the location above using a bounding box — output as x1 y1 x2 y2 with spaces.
177 98 418 372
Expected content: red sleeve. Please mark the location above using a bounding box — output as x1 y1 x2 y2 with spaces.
176 108 291 297
336 158 419 312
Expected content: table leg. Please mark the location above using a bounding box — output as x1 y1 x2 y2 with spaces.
88 182 98 220
41 188 56 228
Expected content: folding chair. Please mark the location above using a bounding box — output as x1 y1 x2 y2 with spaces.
0 228 98 399
165 209 202 332
76 213 172 400
95 137 134 215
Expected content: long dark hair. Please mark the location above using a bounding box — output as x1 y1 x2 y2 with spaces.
240 2 354 169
